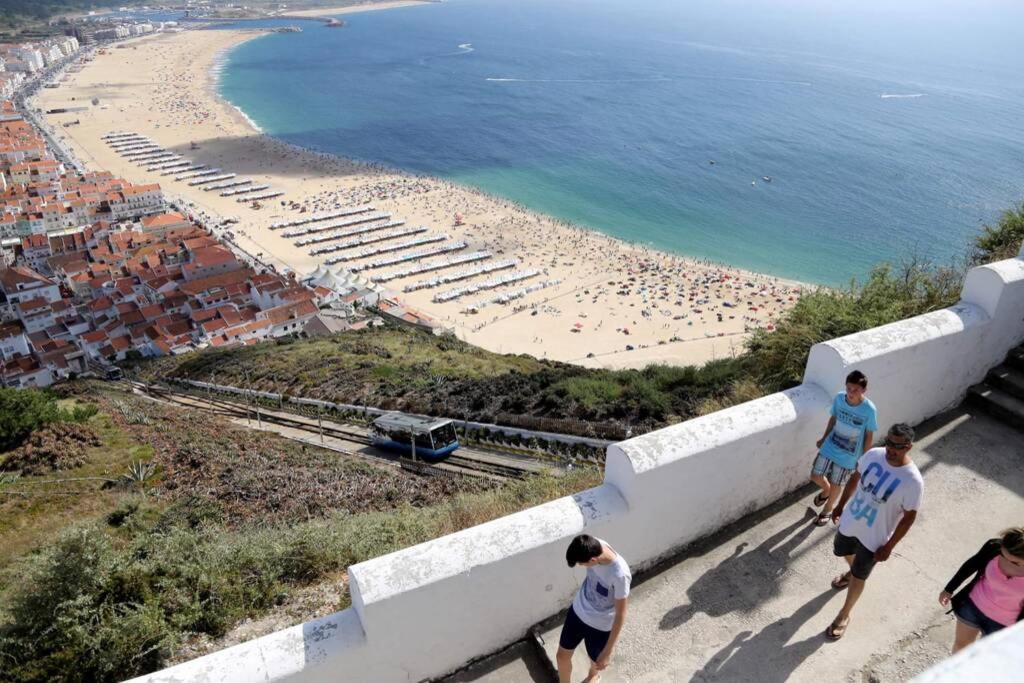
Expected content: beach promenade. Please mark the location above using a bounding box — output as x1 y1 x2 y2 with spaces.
36 22 801 369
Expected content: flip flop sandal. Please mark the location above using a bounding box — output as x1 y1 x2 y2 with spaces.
831 572 851 590
813 492 828 507
815 511 831 527
826 617 850 641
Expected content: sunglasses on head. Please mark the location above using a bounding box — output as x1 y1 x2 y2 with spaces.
885 439 911 450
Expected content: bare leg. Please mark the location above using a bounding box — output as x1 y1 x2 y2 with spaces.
951 621 982 654
810 473 831 498
557 647 574 683
834 575 866 625
823 482 843 514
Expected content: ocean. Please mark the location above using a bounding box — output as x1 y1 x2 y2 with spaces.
218 0 1024 285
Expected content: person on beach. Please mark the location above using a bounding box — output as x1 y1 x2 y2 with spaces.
825 423 923 640
939 527 1024 653
558 535 631 683
810 370 878 526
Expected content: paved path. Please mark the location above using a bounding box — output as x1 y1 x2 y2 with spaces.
457 406 1024 682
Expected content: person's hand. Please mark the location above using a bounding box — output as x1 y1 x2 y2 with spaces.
816 438 825 449
594 649 612 671
874 543 893 562
830 507 843 524
939 591 952 607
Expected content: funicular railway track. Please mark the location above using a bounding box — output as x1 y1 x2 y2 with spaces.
131 382 545 481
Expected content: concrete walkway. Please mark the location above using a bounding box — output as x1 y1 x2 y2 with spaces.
452 406 1024 683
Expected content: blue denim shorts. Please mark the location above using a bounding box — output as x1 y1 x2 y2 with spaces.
953 596 1006 636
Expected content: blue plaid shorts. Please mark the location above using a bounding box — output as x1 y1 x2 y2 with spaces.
811 452 853 486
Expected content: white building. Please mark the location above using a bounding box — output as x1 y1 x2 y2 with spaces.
40 44 64 68
9 46 44 73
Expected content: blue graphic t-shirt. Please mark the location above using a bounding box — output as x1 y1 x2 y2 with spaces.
820 393 878 470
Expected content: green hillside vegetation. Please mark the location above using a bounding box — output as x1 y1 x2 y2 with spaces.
0 2 134 36
0 384 600 682
140 206 1022 433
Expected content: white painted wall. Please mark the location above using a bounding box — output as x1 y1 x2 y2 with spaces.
603 383 830 566
911 620 1024 683
127 250 1024 683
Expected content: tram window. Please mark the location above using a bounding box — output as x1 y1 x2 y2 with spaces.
433 423 457 447
414 432 434 450
390 428 411 443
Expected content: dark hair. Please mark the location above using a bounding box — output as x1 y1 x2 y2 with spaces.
888 423 915 442
845 370 868 389
566 534 602 567
1000 527 1024 559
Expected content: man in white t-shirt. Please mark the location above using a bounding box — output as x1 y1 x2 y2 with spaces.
826 422 924 640
558 534 631 683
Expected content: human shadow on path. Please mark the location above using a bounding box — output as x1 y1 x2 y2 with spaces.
660 507 818 630
690 589 833 683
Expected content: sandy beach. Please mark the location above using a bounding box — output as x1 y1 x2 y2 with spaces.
38 22 804 369
287 2 434 18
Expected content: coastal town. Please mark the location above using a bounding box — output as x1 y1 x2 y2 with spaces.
0 25 451 389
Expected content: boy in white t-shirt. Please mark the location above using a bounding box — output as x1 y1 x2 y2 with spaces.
558 535 631 683
826 423 924 640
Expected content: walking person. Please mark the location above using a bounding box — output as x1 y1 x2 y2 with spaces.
825 423 923 640
939 527 1024 653
810 370 878 526
557 535 631 683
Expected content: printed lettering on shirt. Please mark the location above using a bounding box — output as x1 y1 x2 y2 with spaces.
849 461 904 527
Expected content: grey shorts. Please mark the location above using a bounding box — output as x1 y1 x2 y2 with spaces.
811 452 853 487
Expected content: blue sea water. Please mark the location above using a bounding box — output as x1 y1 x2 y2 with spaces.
219 0 1024 285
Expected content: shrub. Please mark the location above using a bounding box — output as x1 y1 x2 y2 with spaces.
742 261 963 392
0 389 98 453
1 423 102 475
973 203 1024 264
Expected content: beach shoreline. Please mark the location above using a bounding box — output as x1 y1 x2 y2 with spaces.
38 25 805 369
287 1 434 18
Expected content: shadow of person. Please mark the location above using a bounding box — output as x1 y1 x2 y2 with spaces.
690 589 833 682
660 508 818 630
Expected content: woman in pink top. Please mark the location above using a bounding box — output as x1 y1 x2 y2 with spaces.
939 527 1024 653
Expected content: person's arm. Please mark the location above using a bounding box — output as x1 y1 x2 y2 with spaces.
817 416 836 448
939 542 996 605
595 598 628 670
830 470 860 524
861 430 874 455
874 510 917 561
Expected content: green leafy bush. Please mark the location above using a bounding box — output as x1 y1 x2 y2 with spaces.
973 203 1024 264
0 388 98 453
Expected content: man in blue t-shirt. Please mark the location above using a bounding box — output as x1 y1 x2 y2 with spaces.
809 370 878 526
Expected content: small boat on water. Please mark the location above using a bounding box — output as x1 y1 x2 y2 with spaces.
762 176 773 182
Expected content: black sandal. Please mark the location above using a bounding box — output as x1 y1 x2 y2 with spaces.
826 616 850 640
813 491 828 507
831 572 851 590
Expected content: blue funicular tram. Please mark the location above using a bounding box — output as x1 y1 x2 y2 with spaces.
370 412 460 461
